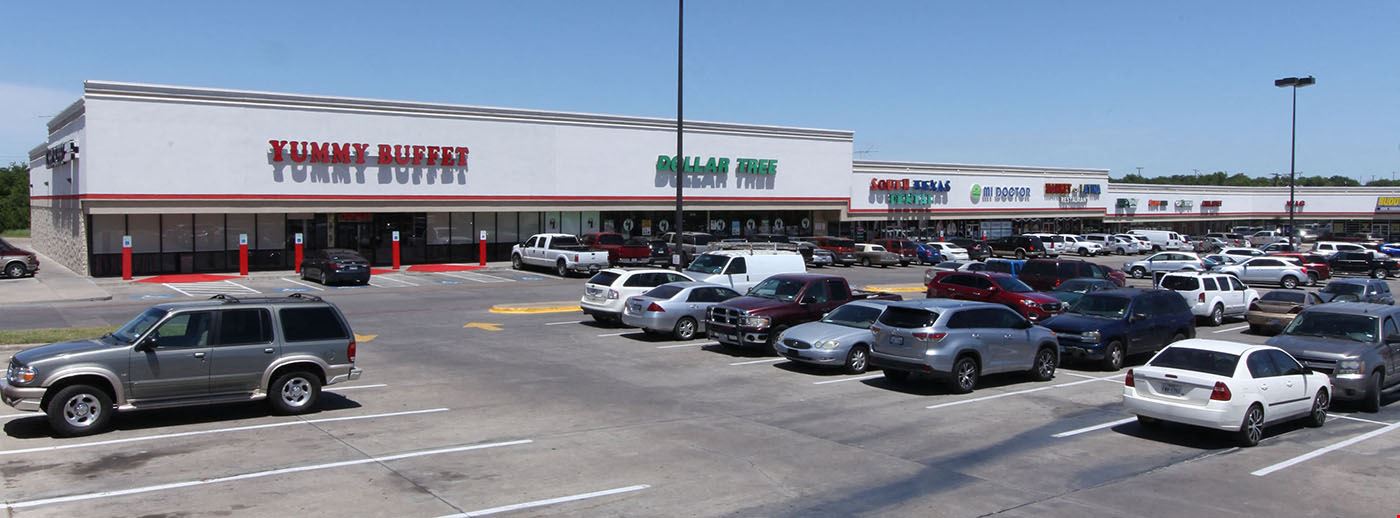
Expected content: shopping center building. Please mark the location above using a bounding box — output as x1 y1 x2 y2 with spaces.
27 81 1400 277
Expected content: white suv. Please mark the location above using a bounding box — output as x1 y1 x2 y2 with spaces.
1158 272 1258 327
1025 233 1065 256
580 268 695 324
1060 235 1104 256
1312 241 1368 258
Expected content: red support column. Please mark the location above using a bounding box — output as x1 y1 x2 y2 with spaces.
391 231 401 270
238 233 249 276
478 230 487 266
121 235 132 280
293 233 304 273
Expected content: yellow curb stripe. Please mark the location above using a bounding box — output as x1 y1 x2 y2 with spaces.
488 305 583 314
863 284 927 294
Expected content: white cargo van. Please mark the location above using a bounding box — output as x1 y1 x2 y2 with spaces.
683 250 806 293
1129 230 1187 252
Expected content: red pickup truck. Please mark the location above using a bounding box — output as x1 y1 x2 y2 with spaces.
706 273 902 351
581 232 652 266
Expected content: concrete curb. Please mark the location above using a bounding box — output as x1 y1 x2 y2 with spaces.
0 294 113 307
863 284 927 293
488 303 583 314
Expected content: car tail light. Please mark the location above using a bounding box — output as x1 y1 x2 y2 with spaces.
607 289 619 300
1198 293 1206 303
1125 369 1135 387
573 254 580 262
1211 382 1232 401
1053 279 1062 288
329 262 343 271
912 332 946 342
347 337 357 362
1288 306 1303 314
646 302 665 312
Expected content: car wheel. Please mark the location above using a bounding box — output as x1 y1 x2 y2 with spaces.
1236 404 1265 447
320 270 330 286
845 345 870 374
300 268 308 281
1210 304 1224 326
767 326 788 356
556 260 569 278
883 369 910 383
948 356 980 394
1130 267 1147 279
45 384 113 437
1373 269 1388 279
269 371 321 415
1307 272 1318 286
862 258 871 267
1101 340 1125 371
1136 415 1161 428
1248 323 1262 334
1169 333 1186 345
1362 371 1384 413
511 254 523 270
1281 276 1298 289
1306 390 1329 428
5 262 27 278
1015 250 1026 260
1029 347 1057 381
673 317 697 341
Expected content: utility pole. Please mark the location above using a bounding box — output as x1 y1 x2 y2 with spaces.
672 0 684 270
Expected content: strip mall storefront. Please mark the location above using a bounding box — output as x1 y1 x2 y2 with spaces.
1103 185 1400 236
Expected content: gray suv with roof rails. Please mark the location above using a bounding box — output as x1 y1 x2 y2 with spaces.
1266 302 1400 412
1 294 362 436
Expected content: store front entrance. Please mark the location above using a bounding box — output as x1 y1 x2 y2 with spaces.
332 214 377 263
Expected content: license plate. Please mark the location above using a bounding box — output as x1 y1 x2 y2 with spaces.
1159 381 1183 396
889 335 904 346
783 349 801 359
723 334 738 342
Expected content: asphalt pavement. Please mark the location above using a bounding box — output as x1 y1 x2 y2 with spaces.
0 256 1397 516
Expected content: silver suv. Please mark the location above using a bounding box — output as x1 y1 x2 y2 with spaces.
2 294 362 436
868 299 1060 394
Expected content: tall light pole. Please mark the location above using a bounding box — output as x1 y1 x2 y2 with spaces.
1275 75 1315 247
672 0 685 269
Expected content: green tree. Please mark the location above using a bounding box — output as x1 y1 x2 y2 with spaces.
0 163 31 233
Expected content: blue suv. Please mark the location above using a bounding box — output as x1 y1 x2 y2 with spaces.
1042 288 1196 370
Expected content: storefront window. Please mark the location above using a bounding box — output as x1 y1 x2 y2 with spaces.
497 212 519 244
128 214 160 253
561 212 581 236
544 211 562 233
450 213 473 245
161 214 194 252
92 214 125 254
477 212 496 242
519 212 541 239
227 214 255 249
194 214 224 252
256 214 285 249
427 212 451 245
582 211 600 234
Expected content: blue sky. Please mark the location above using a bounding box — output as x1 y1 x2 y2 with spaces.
3 1 1397 180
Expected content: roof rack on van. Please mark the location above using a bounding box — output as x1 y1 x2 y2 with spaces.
709 242 799 253
208 293 324 304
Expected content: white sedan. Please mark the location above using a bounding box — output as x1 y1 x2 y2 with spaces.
925 242 969 261
1123 339 1331 447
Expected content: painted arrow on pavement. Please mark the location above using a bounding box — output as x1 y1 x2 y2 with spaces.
463 322 503 332
355 333 378 343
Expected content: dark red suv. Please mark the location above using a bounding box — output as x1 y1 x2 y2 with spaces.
1018 259 1125 291
925 271 1063 322
1268 252 1331 282
874 239 919 266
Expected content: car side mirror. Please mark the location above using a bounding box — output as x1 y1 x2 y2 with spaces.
136 336 158 351
800 296 817 305
1015 320 1033 329
1130 312 1148 322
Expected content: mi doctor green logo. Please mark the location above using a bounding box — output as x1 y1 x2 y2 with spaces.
970 183 983 204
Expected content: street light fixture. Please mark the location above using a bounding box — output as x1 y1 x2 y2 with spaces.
1275 75 1315 248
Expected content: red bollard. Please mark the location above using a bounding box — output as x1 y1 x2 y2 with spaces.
121 235 133 280
391 231 401 270
478 230 487 266
238 233 249 276
293 233 304 273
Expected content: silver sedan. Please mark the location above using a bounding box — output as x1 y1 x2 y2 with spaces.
773 300 894 373
1213 257 1309 289
621 282 741 340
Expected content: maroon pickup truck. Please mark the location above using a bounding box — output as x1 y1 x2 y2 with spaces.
581 232 652 266
706 273 902 351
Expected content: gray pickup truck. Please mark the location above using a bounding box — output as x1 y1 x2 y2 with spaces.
511 233 611 277
1 294 362 436
1266 302 1400 412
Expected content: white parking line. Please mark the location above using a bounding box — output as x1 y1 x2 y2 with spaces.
322 383 388 392
1051 416 1137 438
729 358 785 366
1059 371 1127 382
280 277 325 291
1212 324 1251 334
926 376 1118 410
656 341 714 349
812 373 886 385
545 320 585 326
1331 414 1392 426
162 283 193 296
375 274 420 286
434 271 513 284
0 408 449 457
367 281 388 288
1252 421 1400 476
597 332 636 337
439 484 651 517
0 439 532 509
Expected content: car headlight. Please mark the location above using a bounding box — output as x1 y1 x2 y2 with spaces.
1080 331 1101 342
7 364 36 385
1019 299 1038 307
1335 359 1363 375
742 316 771 328
814 339 841 350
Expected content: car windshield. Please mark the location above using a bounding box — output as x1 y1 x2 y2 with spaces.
112 308 167 343
748 278 805 301
1260 291 1305 303
1021 262 1055 276
822 304 883 329
643 285 683 299
688 234 712 246
624 237 650 246
1321 283 1364 296
985 262 1012 274
1160 276 1200 291
1149 347 1240 377
1069 294 1130 319
877 307 939 328
685 254 729 274
993 277 1033 292
1056 279 1099 293
553 236 581 247
597 234 625 245
828 239 855 248
587 271 621 286
1282 312 1378 343
935 261 962 269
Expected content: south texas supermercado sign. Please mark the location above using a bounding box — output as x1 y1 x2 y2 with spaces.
268 139 470 167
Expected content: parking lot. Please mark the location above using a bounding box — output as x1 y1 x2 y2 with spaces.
2 256 1398 516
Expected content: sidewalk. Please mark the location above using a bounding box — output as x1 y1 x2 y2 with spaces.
90 261 518 286
0 238 112 306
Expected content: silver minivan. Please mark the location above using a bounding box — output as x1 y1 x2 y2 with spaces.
867 299 1060 394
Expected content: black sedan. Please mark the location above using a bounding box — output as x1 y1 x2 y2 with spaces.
300 248 372 285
